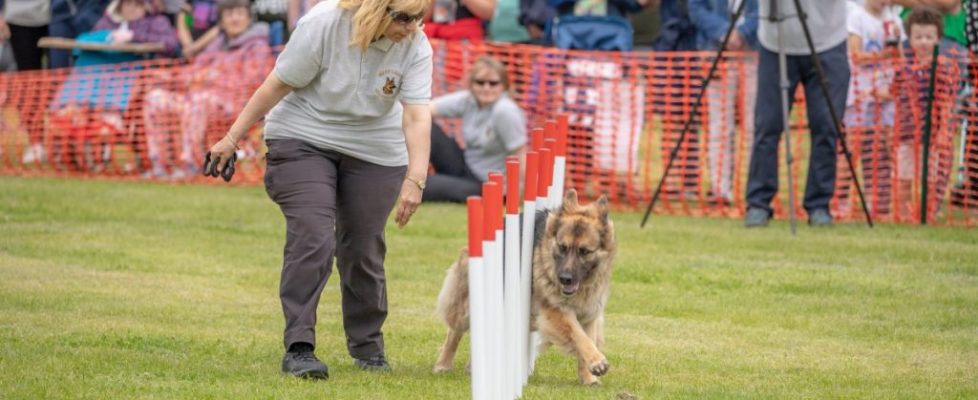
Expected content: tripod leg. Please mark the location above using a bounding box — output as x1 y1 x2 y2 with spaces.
776 16 798 235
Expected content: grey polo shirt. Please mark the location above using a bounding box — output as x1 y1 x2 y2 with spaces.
264 0 433 167
758 0 847 54
434 91 527 181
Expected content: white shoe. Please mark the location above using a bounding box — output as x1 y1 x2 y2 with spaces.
21 144 45 164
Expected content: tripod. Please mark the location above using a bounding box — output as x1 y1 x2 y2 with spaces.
640 0 874 231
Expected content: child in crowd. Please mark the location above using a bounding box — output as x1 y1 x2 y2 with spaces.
177 0 221 58
891 6 962 221
836 0 904 216
93 0 180 57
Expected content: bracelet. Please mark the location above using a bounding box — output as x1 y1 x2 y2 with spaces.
405 175 426 191
224 133 240 150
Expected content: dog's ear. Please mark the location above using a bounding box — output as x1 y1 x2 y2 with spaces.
561 189 579 213
595 195 610 223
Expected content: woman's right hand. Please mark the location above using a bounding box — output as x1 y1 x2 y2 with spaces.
206 133 238 173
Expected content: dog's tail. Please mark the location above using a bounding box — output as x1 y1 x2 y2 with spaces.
436 247 470 332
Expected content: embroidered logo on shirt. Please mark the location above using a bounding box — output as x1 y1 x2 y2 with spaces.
377 69 403 98
383 78 397 96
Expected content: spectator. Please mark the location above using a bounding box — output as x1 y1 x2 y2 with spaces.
252 0 290 44
425 55 527 203
0 0 50 70
488 0 530 42
953 0 978 206
835 0 904 216
93 0 180 58
744 0 849 227
142 0 272 178
892 6 961 218
177 0 220 58
287 0 322 32
896 0 967 46
205 0 431 378
519 0 554 43
49 0 112 69
424 0 495 42
631 0 660 50
157 0 186 24
550 0 650 51
656 0 696 51
689 0 759 204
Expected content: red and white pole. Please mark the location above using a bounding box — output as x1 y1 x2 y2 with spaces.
503 158 521 399
466 197 486 400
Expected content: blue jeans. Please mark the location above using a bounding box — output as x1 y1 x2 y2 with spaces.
746 42 849 215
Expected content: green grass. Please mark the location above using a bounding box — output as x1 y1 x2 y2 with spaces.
1 176 976 399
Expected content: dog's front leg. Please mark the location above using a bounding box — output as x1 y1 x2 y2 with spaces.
538 306 609 385
433 328 464 373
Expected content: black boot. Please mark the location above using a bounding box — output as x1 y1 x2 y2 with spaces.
282 342 328 379
353 353 391 372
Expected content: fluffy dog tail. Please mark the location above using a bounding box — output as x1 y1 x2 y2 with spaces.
436 247 470 332
434 247 471 372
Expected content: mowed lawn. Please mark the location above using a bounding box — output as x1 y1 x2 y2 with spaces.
1 176 976 399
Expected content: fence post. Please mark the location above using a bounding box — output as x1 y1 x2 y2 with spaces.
920 44 940 225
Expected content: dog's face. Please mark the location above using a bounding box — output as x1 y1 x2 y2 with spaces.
547 190 613 296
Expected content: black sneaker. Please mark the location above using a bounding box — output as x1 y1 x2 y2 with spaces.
354 354 391 372
282 343 329 379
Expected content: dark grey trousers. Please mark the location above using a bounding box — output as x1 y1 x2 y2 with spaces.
264 139 406 359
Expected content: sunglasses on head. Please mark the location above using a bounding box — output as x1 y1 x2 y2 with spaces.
472 79 502 87
387 8 424 25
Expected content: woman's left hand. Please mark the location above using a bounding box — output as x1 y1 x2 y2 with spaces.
394 179 423 228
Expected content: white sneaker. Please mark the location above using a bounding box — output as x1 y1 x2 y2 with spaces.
21 143 45 164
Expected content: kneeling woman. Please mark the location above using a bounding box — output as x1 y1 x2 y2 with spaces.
425 56 527 202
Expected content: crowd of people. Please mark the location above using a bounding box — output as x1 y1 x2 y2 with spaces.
3 0 978 219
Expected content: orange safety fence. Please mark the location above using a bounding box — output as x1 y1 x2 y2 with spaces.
1 41 977 226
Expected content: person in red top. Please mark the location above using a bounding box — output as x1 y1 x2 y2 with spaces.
423 0 494 42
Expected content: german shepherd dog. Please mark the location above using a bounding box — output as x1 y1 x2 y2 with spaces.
433 189 616 385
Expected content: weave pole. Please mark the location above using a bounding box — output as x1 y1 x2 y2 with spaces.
463 114 570 399
527 144 556 371
488 174 506 399
481 179 502 400
504 158 522 399
520 151 540 385
466 197 486 400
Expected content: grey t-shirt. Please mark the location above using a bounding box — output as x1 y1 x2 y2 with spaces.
264 0 433 167
758 0 847 54
434 91 527 181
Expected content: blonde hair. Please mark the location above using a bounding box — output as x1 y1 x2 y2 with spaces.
468 55 512 93
339 0 428 51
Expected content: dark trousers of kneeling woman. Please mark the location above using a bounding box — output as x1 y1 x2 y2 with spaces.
422 123 484 203
263 138 406 360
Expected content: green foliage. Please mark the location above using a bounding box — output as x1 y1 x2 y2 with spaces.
1 177 976 399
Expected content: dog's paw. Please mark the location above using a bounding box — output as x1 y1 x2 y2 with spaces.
581 376 601 386
589 358 610 376
433 364 452 373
